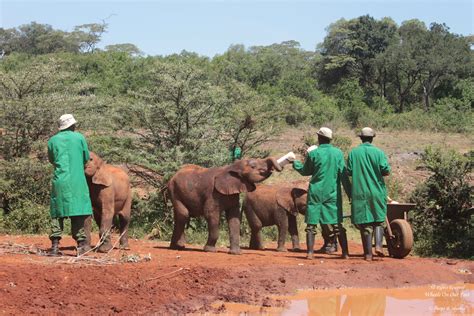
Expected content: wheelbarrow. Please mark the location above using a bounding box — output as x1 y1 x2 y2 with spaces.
385 203 416 259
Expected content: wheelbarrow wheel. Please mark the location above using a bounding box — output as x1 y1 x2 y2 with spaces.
386 219 413 259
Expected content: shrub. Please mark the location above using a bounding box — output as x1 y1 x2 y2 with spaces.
1 201 51 234
308 95 348 129
410 146 473 258
282 96 312 126
0 159 52 234
430 97 473 133
129 192 173 240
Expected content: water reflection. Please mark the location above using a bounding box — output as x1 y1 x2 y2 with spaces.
282 283 473 316
207 283 473 315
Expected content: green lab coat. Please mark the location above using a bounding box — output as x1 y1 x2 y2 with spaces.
293 144 351 225
231 146 242 162
347 142 391 224
47 130 92 218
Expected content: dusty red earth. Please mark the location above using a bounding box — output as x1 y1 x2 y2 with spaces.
0 234 472 315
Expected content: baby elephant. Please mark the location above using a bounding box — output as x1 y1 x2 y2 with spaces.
84 152 132 252
242 183 307 252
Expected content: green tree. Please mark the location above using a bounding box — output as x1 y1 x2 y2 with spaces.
383 20 427 112
317 15 398 94
0 22 79 55
105 43 142 56
418 23 471 110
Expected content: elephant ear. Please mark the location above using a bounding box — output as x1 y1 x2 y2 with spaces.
92 166 112 187
276 187 298 216
214 170 256 195
291 188 308 215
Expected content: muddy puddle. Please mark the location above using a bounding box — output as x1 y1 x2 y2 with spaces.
210 283 473 315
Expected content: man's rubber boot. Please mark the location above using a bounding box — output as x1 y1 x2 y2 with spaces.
316 237 329 253
306 231 315 260
48 238 61 257
325 236 337 254
76 240 91 257
374 226 385 257
361 230 373 261
338 231 349 259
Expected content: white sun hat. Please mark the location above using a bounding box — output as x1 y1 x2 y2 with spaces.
316 127 333 140
359 127 376 137
58 114 77 130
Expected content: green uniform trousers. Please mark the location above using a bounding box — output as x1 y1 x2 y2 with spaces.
356 222 383 235
49 215 91 242
306 223 346 236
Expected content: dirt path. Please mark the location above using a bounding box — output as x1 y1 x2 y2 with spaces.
0 235 472 315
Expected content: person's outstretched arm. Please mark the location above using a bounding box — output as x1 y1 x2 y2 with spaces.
293 154 314 176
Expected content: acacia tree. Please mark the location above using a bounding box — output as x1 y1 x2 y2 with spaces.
0 58 67 159
72 23 107 53
219 80 278 156
105 43 142 56
118 59 229 174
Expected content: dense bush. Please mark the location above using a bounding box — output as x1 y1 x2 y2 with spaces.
0 159 52 233
410 147 473 258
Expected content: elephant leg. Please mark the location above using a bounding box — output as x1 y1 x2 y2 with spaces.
288 214 301 252
118 204 131 250
83 215 92 247
170 200 189 250
249 229 264 250
226 207 241 255
245 207 264 250
204 212 220 253
93 210 102 230
275 214 288 252
97 210 114 253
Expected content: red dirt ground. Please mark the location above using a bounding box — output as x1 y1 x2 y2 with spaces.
0 234 472 315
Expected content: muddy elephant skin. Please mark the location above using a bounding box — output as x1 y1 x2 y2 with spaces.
168 158 282 254
243 183 307 251
84 152 132 252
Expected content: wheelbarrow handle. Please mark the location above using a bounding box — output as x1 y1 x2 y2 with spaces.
385 216 394 239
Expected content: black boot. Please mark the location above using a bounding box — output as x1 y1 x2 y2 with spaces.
361 230 373 261
48 238 61 257
76 239 91 257
374 226 384 257
316 237 328 253
338 231 349 259
325 236 337 254
306 231 315 260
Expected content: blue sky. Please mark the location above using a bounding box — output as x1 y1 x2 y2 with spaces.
1 0 473 56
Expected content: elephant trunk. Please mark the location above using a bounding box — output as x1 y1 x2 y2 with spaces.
267 157 283 172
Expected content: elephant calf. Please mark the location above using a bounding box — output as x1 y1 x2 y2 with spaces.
242 183 307 252
84 152 132 252
168 158 282 254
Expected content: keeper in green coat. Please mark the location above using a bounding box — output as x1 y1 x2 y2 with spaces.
230 144 242 162
347 127 391 260
292 127 351 259
47 114 93 256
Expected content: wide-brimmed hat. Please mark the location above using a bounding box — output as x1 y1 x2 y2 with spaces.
359 127 376 137
58 114 77 130
316 127 333 140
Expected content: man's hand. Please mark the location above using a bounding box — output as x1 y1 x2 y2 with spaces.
306 145 318 153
